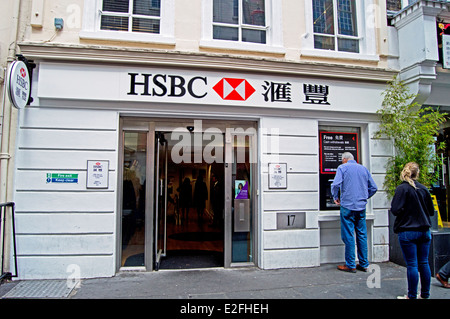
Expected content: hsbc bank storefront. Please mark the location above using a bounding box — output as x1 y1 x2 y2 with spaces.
12 57 393 279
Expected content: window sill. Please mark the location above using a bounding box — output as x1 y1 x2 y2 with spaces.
200 39 286 55
318 211 375 222
301 49 380 62
79 30 176 45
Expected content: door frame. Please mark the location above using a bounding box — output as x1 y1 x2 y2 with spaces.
117 118 258 272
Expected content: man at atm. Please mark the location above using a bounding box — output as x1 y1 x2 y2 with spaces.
331 152 378 273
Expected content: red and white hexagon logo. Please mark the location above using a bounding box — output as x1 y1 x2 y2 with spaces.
212 78 256 101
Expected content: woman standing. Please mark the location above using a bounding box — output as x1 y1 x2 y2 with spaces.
390 162 435 299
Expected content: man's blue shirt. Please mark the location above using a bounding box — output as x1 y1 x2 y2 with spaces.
331 160 378 211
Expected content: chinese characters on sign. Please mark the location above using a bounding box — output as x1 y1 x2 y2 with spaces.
303 84 330 105
443 34 450 69
319 132 358 174
128 73 331 105
261 81 330 104
262 81 292 102
87 160 109 189
7 60 31 109
268 163 287 189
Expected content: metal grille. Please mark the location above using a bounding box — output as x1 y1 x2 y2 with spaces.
2 280 76 299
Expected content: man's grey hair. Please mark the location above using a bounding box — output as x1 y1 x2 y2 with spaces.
342 152 354 161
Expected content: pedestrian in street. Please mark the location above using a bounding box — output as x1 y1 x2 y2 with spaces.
331 152 378 273
436 260 450 288
178 177 192 223
390 162 434 299
194 174 208 225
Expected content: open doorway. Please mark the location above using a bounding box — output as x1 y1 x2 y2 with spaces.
155 131 225 269
119 119 257 271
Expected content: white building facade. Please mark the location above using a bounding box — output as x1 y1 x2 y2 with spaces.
387 0 450 273
5 0 396 279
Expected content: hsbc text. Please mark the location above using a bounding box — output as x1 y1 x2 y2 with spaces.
127 73 207 99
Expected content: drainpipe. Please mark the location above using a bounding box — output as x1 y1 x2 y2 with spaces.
1 0 22 276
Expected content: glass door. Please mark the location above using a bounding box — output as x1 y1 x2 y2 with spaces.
225 128 257 266
120 119 258 271
154 132 168 270
121 131 147 267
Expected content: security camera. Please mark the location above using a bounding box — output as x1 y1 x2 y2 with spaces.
187 126 194 132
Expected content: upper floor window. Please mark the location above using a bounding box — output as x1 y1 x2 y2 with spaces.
302 0 378 61
312 0 359 53
100 0 161 34
201 0 284 54
213 0 267 44
81 0 175 44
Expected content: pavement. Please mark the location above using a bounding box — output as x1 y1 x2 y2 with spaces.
0 262 449 300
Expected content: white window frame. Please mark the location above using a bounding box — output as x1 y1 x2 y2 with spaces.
80 0 175 45
403 0 418 8
302 0 379 61
200 0 285 54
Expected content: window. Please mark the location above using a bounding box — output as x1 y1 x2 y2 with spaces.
201 0 284 53
100 0 161 34
386 0 401 11
303 0 378 61
213 0 267 44
313 0 359 53
81 0 175 44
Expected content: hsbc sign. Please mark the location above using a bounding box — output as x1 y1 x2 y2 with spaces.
213 78 255 101
128 73 256 101
128 73 208 98
127 72 334 106
37 63 386 114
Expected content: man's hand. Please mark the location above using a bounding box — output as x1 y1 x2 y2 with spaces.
334 199 340 206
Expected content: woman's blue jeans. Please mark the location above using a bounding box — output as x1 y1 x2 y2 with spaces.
340 207 369 269
398 230 432 299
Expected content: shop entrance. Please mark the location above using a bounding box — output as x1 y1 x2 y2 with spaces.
154 131 225 270
119 119 257 271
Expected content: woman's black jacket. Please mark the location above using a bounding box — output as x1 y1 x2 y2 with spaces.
390 181 435 234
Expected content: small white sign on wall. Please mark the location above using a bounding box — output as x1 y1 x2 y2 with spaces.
443 34 450 69
268 163 287 189
87 160 109 189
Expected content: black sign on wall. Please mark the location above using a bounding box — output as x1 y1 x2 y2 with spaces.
319 131 359 174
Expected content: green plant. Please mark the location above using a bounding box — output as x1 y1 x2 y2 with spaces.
375 77 447 198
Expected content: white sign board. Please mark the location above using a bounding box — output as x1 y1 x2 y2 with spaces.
268 163 287 189
37 63 386 114
7 60 31 109
87 160 109 189
443 34 450 69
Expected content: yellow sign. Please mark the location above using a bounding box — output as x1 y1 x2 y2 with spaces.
431 195 444 228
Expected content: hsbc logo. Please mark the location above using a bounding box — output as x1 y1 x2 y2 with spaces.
213 78 255 101
127 73 257 102
126 73 329 105
127 73 256 102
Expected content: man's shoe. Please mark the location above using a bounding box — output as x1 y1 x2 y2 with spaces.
436 273 450 288
356 264 368 272
337 265 356 273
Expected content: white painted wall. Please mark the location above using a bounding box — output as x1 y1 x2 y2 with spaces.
259 117 392 269
11 61 392 278
13 107 119 279
261 117 319 269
